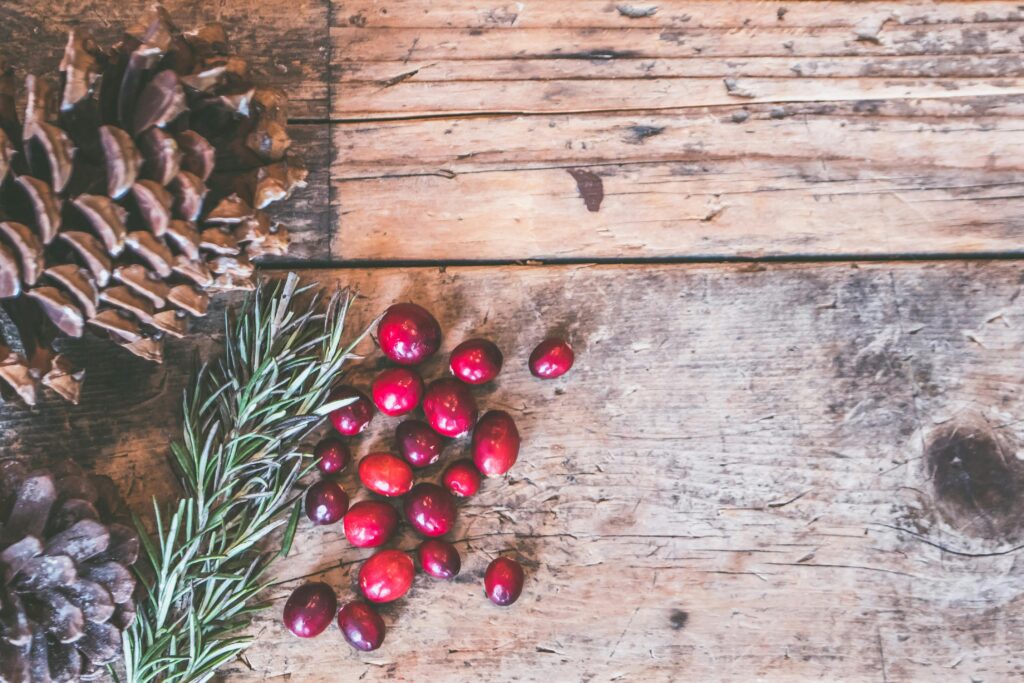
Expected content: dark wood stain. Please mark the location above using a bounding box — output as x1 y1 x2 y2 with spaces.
926 421 1024 542
669 609 689 630
567 169 604 212
626 125 666 144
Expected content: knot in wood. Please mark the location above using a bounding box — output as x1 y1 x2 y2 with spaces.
926 422 1024 542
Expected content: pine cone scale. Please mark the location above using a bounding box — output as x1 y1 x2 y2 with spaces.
1 464 137 680
0 5 307 405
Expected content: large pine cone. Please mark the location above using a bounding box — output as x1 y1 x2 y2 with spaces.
0 5 307 406
0 459 139 681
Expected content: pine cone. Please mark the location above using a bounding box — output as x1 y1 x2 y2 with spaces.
0 5 307 406
0 459 139 681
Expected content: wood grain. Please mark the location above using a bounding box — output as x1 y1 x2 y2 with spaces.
328 0 1024 261
6 262 1024 681
333 99 1024 260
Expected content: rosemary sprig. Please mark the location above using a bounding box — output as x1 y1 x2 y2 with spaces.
122 273 372 683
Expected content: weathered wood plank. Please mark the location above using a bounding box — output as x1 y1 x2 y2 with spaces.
336 76 1024 117
5 262 1023 681
332 100 1024 260
333 1 1024 29
327 1 1024 262
331 24 1024 66
0 0 329 119
330 1 1024 119
339 53 1024 81
335 99 1024 178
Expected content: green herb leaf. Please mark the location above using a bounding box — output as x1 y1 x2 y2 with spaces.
123 275 365 683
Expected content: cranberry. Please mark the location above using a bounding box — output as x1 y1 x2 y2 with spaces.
472 410 520 477
304 480 349 525
484 557 524 606
403 482 456 538
422 378 478 438
417 539 461 579
371 367 423 416
449 338 503 385
328 386 374 436
283 582 337 638
442 459 481 497
378 303 441 365
359 549 415 603
529 338 574 379
344 500 399 548
337 601 386 651
314 437 350 474
358 453 413 497
395 420 446 468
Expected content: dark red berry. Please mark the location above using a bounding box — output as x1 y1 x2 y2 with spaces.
358 453 414 497
472 410 520 477
529 338 574 379
283 582 337 638
378 303 442 366
417 539 461 579
344 500 399 548
338 601 386 651
403 482 456 538
442 459 481 497
359 550 415 603
371 367 423 416
328 386 375 436
304 480 349 525
314 437 350 474
484 557 524 606
422 378 478 438
449 338 503 385
395 420 446 469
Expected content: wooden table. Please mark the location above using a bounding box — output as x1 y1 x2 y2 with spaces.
2 1 1023 681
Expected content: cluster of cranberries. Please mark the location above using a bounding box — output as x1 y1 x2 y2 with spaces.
284 303 574 651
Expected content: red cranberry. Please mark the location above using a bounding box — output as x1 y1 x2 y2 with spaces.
472 410 521 477
403 482 456 537
358 453 413 497
529 338 574 379
328 386 374 436
337 601 386 651
344 500 399 548
359 549 415 603
422 378 478 438
378 303 441 365
442 459 481 497
395 420 446 469
314 437 350 474
304 480 349 525
449 338 503 385
484 557 524 606
417 539 461 579
371 367 423 416
283 582 337 638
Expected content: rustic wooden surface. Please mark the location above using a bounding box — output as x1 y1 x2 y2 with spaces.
1 1 1023 682
5 263 1024 683
327 0 1024 261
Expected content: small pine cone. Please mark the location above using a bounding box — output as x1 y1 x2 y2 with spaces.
0 459 139 682
0 5 307 405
